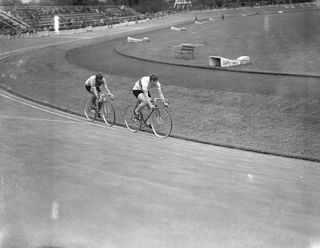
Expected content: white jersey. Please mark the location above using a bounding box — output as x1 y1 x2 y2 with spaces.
85 75 110 93
133 76 162 94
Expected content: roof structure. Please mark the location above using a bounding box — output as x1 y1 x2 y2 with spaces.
173 0 192 9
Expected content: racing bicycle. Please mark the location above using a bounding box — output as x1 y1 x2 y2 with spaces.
124 98 172 138
84 92 115 126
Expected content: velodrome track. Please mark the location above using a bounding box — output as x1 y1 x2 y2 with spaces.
1 8 320 248
1 86 320 248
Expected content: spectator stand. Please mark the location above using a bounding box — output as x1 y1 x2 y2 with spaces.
0 5 146 35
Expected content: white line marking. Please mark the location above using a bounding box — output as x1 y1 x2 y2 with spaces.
0 55 14 61
0 92 86 123
0 89 169 141
0 90 133 136
0 114 89 124
0 38 86 57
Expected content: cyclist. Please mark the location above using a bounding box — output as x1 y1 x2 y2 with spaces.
132 73 167 128
85 73 115 117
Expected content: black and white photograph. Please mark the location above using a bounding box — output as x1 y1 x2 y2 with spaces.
0 0 319 247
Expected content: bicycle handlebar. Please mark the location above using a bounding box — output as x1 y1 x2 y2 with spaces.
152 98 169 107
99 92 113 101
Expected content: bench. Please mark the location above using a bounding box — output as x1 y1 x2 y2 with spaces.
175 45 195 59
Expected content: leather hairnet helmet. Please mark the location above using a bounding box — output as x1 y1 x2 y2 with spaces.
150 73 159 81
96 73 103 81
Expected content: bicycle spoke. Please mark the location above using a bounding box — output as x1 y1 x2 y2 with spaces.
151 108 172 138
101 101 115 126
84 97 96 121
124 105 141 132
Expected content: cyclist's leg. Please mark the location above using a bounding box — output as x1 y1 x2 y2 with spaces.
146 92 152 123
135 91 151 114
90 95 97 109
91 87 100 110
96 88 103 112
132 90 145 114
85 85 96 110
140 92 152 127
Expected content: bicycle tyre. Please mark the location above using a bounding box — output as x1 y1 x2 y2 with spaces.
151 108 172 138
84 97 96 121
124 105 141 133
101 101 115 126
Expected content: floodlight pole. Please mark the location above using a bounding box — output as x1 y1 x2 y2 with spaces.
54 15 59 34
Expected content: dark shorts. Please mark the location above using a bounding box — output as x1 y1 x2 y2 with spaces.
85 85 101 93
133 90 151 99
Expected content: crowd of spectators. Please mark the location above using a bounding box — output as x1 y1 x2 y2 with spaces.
0 5 146 38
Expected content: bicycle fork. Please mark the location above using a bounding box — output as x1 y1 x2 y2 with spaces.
155 109 164 124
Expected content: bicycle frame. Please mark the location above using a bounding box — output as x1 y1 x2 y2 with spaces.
84 92 115 126
125 97 172 138
135 98 167 126
140 108 156 127
90 92 110 111
97 92 110 104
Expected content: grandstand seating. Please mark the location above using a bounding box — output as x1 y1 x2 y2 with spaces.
0 10 27 37
0 5 145 33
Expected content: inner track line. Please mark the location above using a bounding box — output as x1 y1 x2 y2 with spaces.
0 114 90 124
0 37 88 58
0 90 149 137
0 91 103 127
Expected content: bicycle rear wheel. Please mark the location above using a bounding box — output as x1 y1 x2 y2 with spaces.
101 101 115 126
84 97 96 121
151 108 172 138
124 105 141 133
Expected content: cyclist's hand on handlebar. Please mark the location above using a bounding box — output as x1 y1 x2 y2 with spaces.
161 98 169 107
108 93 115 100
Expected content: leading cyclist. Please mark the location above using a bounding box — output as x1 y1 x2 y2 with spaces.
132 73 168 128
85 73 115 116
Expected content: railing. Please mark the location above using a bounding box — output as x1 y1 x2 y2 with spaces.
0 9 30 29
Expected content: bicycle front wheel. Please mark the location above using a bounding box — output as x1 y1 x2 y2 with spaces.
101 101 115 126
151 108 172 138
124 105 141 133
84 97 96 121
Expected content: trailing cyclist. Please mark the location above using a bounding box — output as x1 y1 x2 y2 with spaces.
84 73 115 117
132 73 168 128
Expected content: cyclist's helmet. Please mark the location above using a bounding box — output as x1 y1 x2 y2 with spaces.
96 73 103 81
150 73 159 81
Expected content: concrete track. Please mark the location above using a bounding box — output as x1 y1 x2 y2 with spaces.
1 90 320 248
1 9 320 248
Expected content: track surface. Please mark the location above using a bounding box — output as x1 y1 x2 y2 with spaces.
1 10 320 248
1 90 320 248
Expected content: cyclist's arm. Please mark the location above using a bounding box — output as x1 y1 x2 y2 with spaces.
92 86 100 99
103 79 114 99
102 79 111 94
156 82 165 100
143 88 154 108
156 82 169 106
